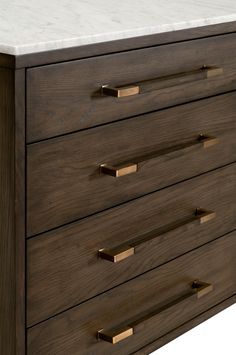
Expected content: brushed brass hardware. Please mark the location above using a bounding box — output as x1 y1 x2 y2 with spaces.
99 209 216 263
100 135 219 178
192 280 214 298
102 85 140 98
99 246 135 263
98 326 133 344
97 280 213 344
205 66 224 78
100 163 138 177
195 208 216 224
101 66 223 98
198 134 219 148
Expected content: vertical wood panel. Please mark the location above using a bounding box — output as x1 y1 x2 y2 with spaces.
0 66 15 354
0 66 26 354
15 69 26 354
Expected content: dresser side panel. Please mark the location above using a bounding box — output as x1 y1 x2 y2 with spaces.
0 67 26 354
0 67 16 354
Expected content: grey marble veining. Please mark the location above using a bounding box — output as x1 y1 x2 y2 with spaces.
0 0 236 55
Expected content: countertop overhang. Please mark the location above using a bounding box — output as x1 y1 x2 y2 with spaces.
0 0 236 56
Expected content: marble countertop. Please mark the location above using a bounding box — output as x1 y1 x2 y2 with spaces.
1 0 236 56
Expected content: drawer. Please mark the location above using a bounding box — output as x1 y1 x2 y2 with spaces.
27 92 236 236
27 163 236 326
26 33 236 142
27 232 236 354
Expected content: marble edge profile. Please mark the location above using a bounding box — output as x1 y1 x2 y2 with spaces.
0 15 236 56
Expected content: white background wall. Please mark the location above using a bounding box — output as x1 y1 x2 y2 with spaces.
151 303 236 355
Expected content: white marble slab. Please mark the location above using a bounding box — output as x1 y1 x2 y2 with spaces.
0 0 236 55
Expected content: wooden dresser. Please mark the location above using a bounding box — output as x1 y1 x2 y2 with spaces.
0 21 236 355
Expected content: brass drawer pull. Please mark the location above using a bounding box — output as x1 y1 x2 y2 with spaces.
198 134 219 148
101 66 223 98
100 134 219 178
100 163 138 177
99 208 216 263
102 85 140 98
97 280 213 344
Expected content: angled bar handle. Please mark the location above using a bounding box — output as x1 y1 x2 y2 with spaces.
98 208 216 263
101 66 223 98
100 134 219 178
97 280 213 344
100 163 138 178
102 85 140 98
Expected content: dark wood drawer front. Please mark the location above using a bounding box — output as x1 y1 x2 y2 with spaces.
26 33 236 143
27 232 236 354
27 92 236 236
27 163 236 326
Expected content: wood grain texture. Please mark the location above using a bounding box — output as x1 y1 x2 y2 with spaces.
27 92 236 236
27 163 236 326
0 67 26 354
27 33 236 142
15 22 236 69
14 69 26 355
132 295 236 355
0 66 15 355
27 232 236 355
1 22 236 355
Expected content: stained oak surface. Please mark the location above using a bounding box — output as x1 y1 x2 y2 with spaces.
27 92 236 236
27 232 236 355
0 67 15 355
27 33 236 142
27 163 236 326
0 67 26 354
1 23 236 355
